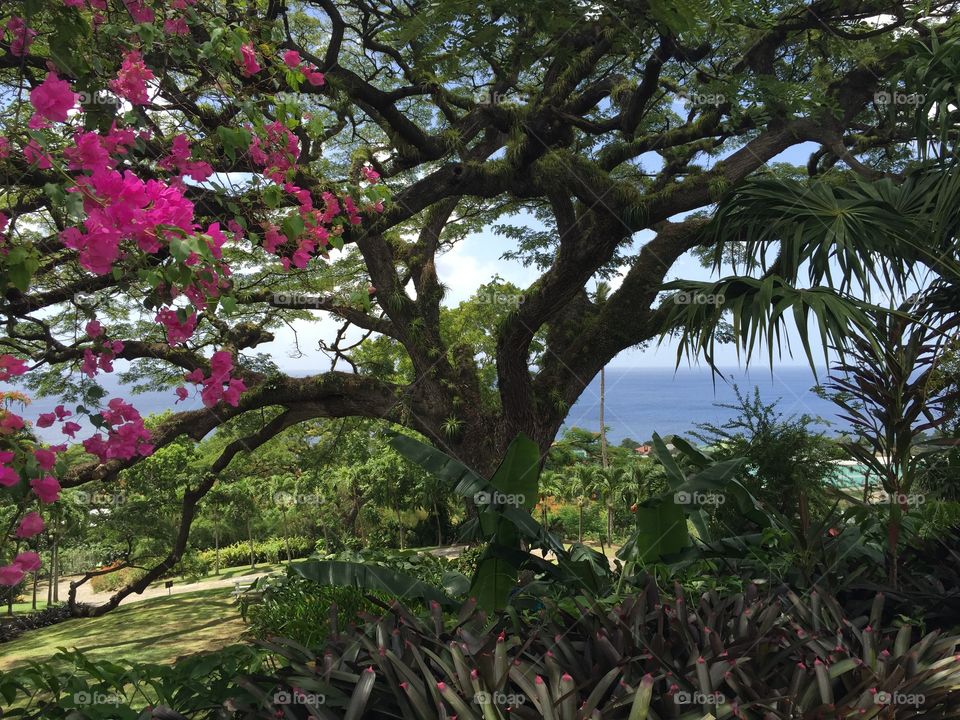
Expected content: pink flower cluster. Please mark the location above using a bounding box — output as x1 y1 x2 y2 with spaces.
0 354 28 381
156 308 198 345
109 50 154 106
182 351 246 408
60 166 196 274
81 339 124 378
280 49 325 87
159 134 214 183
123 0 155 23
248 121 300 182
5 16 37 57
36 404 80 439
29 72 79 125
0 551 41 586
81 398 153 461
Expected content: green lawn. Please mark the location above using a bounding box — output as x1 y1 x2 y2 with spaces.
0 588 247 671
142 561 282 589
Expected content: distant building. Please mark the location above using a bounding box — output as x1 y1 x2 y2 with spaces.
634 444 652 455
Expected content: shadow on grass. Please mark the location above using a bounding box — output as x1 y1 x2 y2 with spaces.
0 588 246 671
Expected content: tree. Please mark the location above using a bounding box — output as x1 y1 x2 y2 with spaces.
825 302 960 587
3 0 958 610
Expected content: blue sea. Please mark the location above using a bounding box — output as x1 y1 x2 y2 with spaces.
562 366 847 444
8 365 846 445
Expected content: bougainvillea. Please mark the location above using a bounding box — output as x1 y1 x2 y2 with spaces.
0 0 387 586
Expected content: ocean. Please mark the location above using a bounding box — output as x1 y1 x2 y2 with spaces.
562 365 847 444
8 365 846 445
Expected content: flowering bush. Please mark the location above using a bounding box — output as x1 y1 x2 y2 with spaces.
0 0 387 590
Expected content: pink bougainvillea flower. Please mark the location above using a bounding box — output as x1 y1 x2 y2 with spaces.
0 354 28 380
34 447 57 470
0 466 20 487
85 320 103 337
15 512 44 539
109 50 154 105
62 421 82 438
282 49 301 68
30 475 62 504
304 69 325 86
123 0 155 23
0 451 13 464
13 551 41 572
30 72 78 123
36 412 56 428
0 564 25 586
174 386 189 403
0 412 25 434
0 136 9 159
156 308 198 345
239 44 261 77
6 16 37 57
163 18 189 35
24 140 52 169
361 166 380 183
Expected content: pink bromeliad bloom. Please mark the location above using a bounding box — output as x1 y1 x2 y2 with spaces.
30 72 78 123
239 44 261 76
110 50 154 105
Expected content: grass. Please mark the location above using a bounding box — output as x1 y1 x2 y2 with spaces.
0 587 247 671
142 561 282 589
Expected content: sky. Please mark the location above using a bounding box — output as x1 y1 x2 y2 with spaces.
263 141 841 375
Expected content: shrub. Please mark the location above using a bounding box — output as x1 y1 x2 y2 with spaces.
193 535 313 573
233 581 960 719
89 565 147 593
550 503 604 541
239 571 382 647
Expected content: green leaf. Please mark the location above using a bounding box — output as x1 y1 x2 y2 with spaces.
617 498 689 564
282 214 305 242
292 559 456 607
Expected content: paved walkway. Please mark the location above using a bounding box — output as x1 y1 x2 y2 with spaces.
38 569 278 609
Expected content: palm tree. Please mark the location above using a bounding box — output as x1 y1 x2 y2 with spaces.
569 465 596 543
592 465 626 543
